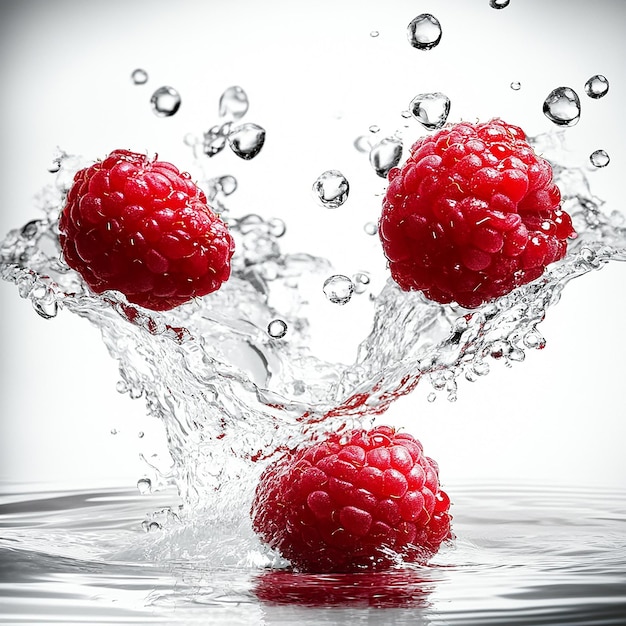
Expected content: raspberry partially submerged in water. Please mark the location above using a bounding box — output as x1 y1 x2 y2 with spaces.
251 425 452 573
59 149 235 311
379 119 576 308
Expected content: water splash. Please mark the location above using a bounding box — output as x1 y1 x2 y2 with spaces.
1 133 625 514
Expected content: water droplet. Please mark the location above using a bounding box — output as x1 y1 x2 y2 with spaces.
268 218 286 238
352 272 370 294
218 175 238 196
32 297 58 320
138 431 145 438
267 319 288 339
407 14 442 50
202 123 232 157
369 125 380 134
312 170 350 208
542 87 580 127
364 222 378 235
489 0 510 8
410 92 451 130
427 392 437 403
110 428 118 435
510 81 521 91
228 123 266 160
400 110 412 119
218 86 249 120
137 478 152 494
131 68 148 85
370 30 379 38
354 135 373 153
323 275 354 305
585 74 609 99
150 86 181 117
590 149 610 168
369 137 403 178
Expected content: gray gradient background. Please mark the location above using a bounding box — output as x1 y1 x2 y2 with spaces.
0 0 625 490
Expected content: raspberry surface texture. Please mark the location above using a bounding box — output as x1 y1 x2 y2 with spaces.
379 119 576 308
251 425 452 573
59 149 235 311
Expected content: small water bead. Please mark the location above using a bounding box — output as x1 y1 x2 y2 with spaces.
131 68 148 85
218 175 238 195
489 0 510 8
352 272 370 294
590 149 610 168
364 221 378 235
323 275 354 305
369 137 403 178
228 123 266 160
427 392 437 403
369 125 380 134
137 478 152 494
218 85 249 120
510 81 521 91
584 74 609 99
543 87 581 127
410 92 450 130
370 30 379 38
312 170 350 208
267 319 288 339
407 14 442 51
138 431 145 438
150 86 181 117
267 217 286 238
353 135 373 153
110 428 118 435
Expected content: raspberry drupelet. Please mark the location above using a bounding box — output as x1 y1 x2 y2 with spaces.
379 119 576 309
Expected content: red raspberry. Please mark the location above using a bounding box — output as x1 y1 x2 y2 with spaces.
379 119 576 309
251 425 452 573
58 149 235 311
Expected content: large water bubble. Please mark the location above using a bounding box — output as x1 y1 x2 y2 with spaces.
584 74 609 99
407 14 442 50
150 86 182 117
410 92 451 130
219 86 249 120
543 87 581 127
369 137 403 178
312 170 350 208
228 123 266 160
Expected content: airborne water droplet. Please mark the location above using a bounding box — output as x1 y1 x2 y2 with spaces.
137 478 152 494
150 86 181 117
410 92 451 130
407 14 442 50
590 149 610 168
352 272 370 294
323 275 354 305
354 135 373 153
218 175 238 196
489 0 510 8
131 68 148 85
584 74 609 99
542 87 581 127
510 81 521 91
228 123 266 160
267 319 288 339
370 30 379 38
218 86 249 120
312 170 350 208
364 221 378 236
369 137 403 178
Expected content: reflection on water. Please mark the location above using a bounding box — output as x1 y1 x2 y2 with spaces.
1 483 625 625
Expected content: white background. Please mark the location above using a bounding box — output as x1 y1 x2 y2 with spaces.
1 0 625 490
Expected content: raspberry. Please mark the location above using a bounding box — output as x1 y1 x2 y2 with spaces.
58 149 235 311
379 119 576 309
251 425 452 573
